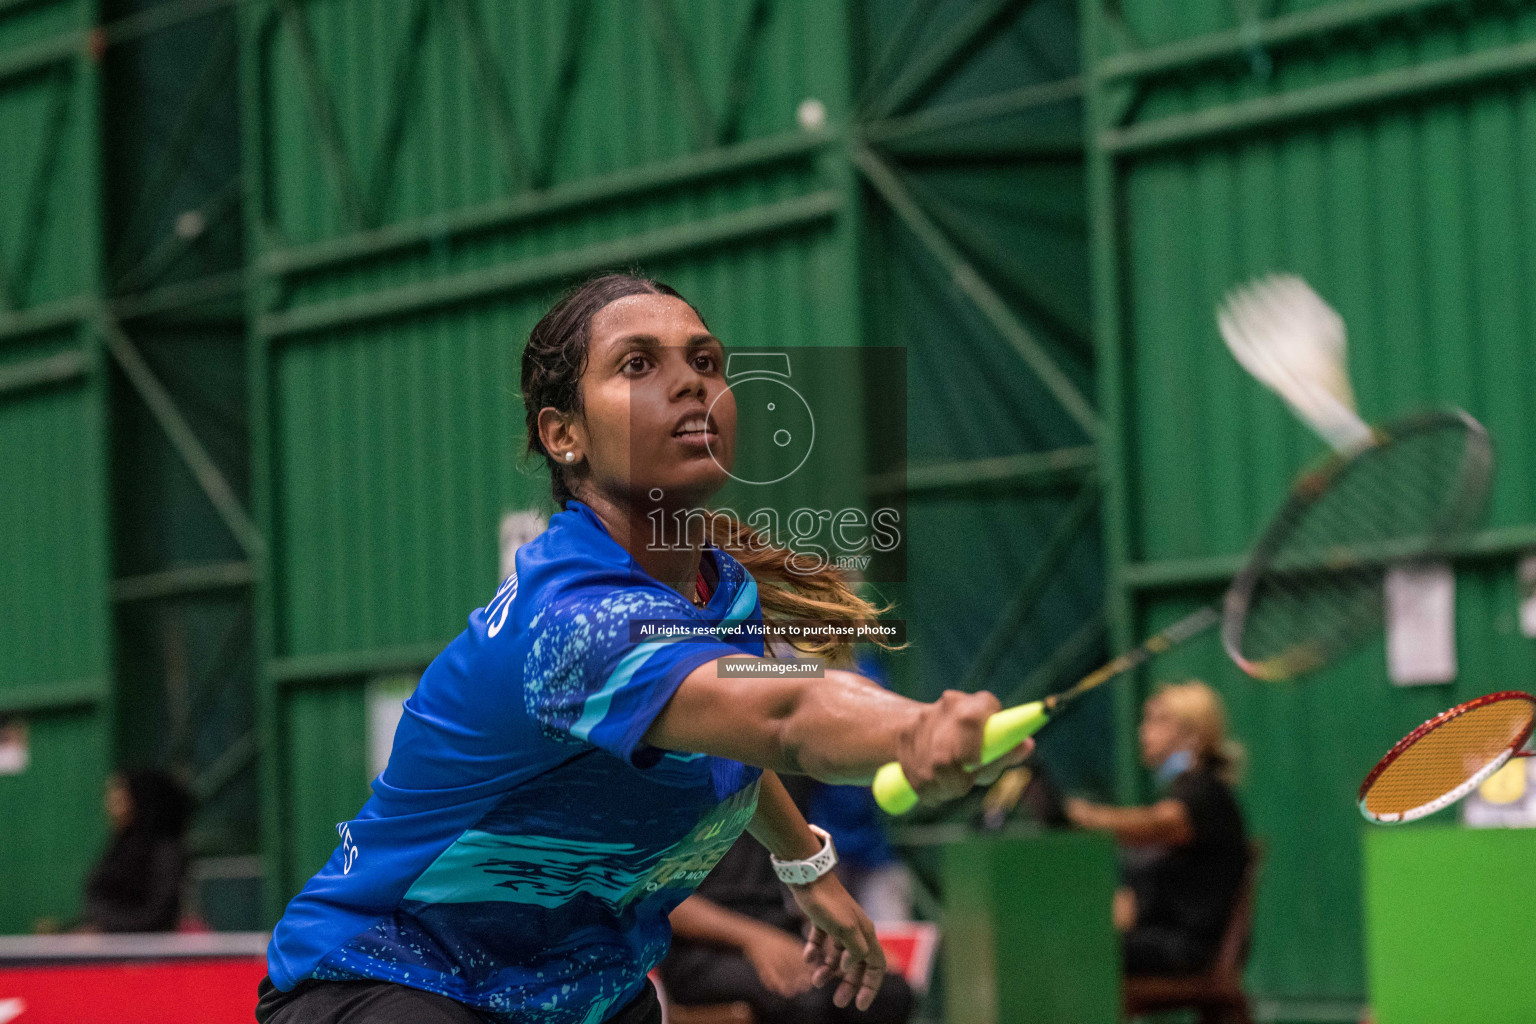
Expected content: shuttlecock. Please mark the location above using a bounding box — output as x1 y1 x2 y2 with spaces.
1217 274 1372 452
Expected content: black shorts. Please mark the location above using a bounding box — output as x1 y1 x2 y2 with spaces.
254 975 662 1024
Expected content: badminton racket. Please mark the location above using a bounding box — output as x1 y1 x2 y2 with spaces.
1359 691 1535 823
874 408 1493 814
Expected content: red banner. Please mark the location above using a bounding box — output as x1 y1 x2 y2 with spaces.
0 957 265 1024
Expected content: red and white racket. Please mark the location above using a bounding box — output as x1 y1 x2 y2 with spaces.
1358 691 1536 824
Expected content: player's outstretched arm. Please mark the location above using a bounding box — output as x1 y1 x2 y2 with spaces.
642 658 1032 801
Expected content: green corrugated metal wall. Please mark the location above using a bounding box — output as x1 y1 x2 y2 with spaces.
241 0 862 906
1084 0 1536 1010
0 0 110 933
854 0 1109 794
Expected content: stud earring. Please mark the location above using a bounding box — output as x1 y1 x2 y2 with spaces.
564 451 575 462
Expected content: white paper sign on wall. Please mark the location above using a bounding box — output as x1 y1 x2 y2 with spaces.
500 510 549 582
1464 757 1536 829
367 676 419 781
0 718 28 776
1519 553 1536 639
1385 562 1456 686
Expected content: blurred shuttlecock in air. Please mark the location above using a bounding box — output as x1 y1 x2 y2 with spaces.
1217 274 1372 453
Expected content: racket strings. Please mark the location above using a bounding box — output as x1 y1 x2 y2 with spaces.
1237 419 1485 670
1362 697 1534 817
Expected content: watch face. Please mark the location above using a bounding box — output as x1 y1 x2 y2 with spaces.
708 373 815 486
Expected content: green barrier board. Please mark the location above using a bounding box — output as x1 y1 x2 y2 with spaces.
1364 825 1536 1024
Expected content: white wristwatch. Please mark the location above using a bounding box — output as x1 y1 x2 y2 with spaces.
771 824 839 886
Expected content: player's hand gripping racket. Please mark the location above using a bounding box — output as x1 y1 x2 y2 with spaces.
1359 692 1535 823
873 409 1492 814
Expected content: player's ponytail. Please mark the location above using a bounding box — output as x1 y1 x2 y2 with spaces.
701 514 897 668
521 273 900 667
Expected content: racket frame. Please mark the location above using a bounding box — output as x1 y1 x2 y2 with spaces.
1222 408 1493 681
1357 690 1536 824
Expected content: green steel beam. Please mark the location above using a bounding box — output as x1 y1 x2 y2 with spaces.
258 190 843 341
715 0 773 145
0 349 88 397
0 677 105 716
860 76 1085 147
867 445 1097 497
261 128 831 278
867 0 1033 120
78 0 112 835
442 0 528 193
531 0 594 188
361 0 434 228
853 144 1101 440
1096 2 1143 55
1124 522 1536 592
0 296 92 342
1080 0 1139 804
855 0 943 114
111 560 253 603
8 64 73 310
191 729 258 804
270 643 445 686
1098 0 1470 84
110 270 246 320
1105 33 1536 154
642 0 716 148
275 0 368 230
1121 552 1239 591
958 482 1101 693
0 28 81 86
99 317 263 558
239 0 285 924
0 0 60 18
867 132 1084 161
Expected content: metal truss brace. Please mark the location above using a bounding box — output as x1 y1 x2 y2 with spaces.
99 315 263 558
853 144 1101 440
959 481 1101 692
868 0 1035 121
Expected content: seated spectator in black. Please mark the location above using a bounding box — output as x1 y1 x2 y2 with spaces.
1064 681 1248 976
79 769 194 933
659 778 914 1024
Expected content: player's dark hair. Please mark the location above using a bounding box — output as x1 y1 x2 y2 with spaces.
520 272 897 665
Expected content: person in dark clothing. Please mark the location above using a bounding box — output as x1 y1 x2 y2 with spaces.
659 830 914 1024
1065 682 1248 976
79 769 194 933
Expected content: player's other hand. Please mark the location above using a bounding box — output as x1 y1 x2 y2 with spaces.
789 873 886 1011
900 689 1034 803
743 925 815 998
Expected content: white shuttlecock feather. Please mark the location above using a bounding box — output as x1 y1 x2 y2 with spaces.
1217 274 1373 453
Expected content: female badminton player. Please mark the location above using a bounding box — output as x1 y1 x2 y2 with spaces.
256 274 1031 1024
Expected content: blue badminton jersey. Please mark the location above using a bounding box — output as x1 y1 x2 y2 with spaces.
267 500 765 1023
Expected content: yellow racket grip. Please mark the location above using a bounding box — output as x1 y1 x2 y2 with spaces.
872 701 1050 815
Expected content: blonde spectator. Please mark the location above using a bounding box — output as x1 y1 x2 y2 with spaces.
1066 682 1249 975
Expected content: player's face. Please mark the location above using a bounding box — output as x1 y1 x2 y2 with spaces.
580 293 736 505
1138 697 1187 768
